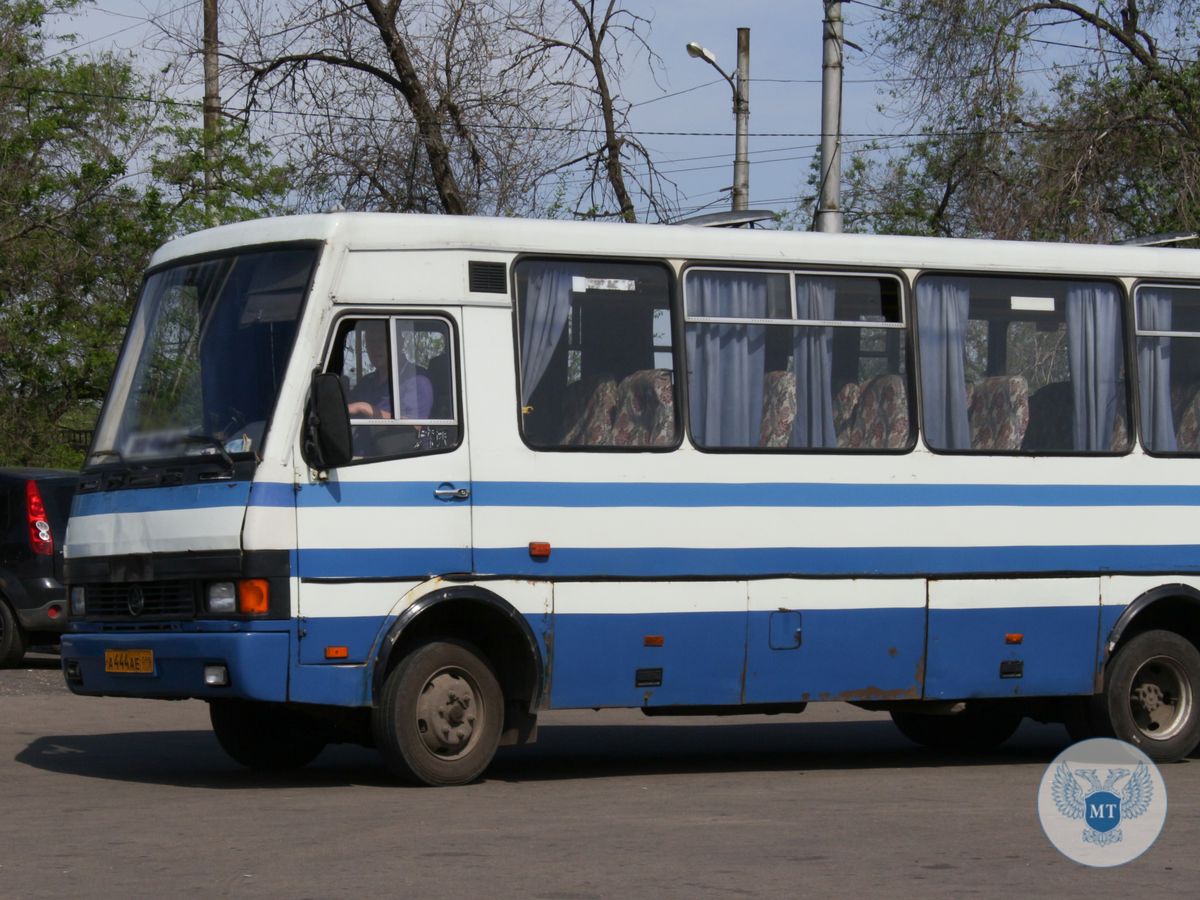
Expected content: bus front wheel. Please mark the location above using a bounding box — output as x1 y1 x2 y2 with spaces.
891 705 1022 752
1101 629 1200 762
209 700 326 771
373 639 503 786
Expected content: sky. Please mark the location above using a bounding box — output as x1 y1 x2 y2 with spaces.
45 1 907 222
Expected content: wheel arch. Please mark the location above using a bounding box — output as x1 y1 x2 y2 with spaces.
371 585 545 717
1105 584 1200 663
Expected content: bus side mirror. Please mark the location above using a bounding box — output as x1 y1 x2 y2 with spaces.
304 372 353 470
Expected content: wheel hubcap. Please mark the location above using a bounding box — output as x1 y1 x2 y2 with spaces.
1129 655 1192 741
415 667 480 760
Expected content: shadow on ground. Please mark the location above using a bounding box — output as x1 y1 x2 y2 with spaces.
14 655 60 671
15 716 1088 790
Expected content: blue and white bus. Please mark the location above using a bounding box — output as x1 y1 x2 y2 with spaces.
60 213 1200 784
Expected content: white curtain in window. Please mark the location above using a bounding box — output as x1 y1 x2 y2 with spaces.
1136 290 1177 452
917 278 971 449
1066 283 1124 451
519 262 574 405
686 272 768 446
792 277 837 447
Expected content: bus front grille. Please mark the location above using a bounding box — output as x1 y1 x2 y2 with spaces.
85 581 197 620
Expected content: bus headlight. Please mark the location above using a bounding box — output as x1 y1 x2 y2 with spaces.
206 582 237 614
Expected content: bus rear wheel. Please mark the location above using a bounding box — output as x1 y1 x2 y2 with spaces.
209 700 326 771
891 705 1022 752
373 639 503 786
1101 629 1200 762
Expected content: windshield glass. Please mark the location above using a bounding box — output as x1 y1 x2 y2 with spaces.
89 246 316 466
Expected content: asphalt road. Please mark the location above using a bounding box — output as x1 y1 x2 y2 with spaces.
1 656 1197 899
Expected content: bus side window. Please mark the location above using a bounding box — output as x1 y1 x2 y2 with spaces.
514 259 677 450
916 274 1130 454
326 315 460 462
683 268 911 451
1135 284 1200 455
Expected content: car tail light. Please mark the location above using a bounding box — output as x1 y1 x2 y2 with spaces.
25 480 53 556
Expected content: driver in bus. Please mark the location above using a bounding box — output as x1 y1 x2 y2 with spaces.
347 323 434 420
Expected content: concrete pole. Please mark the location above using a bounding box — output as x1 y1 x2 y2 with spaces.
203 0 220 220
732 27 750 211
816 1 844 233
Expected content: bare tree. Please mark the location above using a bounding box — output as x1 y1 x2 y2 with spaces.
170 0 572 216
150 0 674 221
509 0 677 222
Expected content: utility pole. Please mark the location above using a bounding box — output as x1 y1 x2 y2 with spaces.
203 0 220 221
733 27 750 212
816 1 844 233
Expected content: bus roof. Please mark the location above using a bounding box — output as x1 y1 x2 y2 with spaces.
150 212 1200 282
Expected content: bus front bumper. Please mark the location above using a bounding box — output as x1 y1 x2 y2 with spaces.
60 631 290 701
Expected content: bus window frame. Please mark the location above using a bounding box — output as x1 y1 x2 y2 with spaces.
1132 279 1200 459
912 269 1135 458
510 254 683 454
318 308 465 467
679 261 917 455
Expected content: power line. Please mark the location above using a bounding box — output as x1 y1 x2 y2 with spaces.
0 80 1183 142
630 78 723 108
41 0 201 62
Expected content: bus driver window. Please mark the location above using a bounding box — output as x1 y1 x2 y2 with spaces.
346 321 432 420
327 315 460 461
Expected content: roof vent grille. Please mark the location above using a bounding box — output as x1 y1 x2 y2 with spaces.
469 261 508 293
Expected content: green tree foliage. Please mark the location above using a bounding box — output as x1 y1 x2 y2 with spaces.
151 118 292 233
847 0 1200 242
0 0 288 467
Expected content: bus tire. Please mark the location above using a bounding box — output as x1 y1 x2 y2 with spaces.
1101 629 1200 762
0 599 27 668
373 639 503 786
891 705 1022 752
209 700 326 771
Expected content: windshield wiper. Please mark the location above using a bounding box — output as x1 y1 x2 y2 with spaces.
174 434 235 471
88 448 125 464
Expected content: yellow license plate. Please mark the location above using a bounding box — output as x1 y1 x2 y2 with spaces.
105 649 154 674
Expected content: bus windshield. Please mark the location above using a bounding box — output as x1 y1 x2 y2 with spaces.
88 246 317 467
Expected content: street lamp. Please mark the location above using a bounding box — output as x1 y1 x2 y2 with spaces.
686 29 749 211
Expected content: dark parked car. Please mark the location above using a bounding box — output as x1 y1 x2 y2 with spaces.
0 468 78 666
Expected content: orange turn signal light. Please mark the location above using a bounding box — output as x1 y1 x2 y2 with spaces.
644 635 664 647
1005 633 1024 645
325 646 349 660
529 542 551 559
238 579 270 615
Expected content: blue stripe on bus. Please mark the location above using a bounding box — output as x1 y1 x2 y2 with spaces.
70 480 1200 515
293 547 473 579
72 481 252 516
248 481 294 507
290 544 1200 579
470 481 1200 509
474 545 1200 577
295 481 454 507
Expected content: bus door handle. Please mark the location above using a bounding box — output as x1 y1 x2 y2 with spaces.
434 483 471 501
